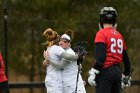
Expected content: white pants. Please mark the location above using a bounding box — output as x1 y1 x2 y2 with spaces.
63 81 86 93
45 80 63 93
45 71 63 93
62 68 86 93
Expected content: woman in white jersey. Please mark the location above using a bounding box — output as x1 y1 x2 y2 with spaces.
43 28 78 93
45 30 86 93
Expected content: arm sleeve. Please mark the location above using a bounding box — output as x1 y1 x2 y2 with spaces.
94 42 106 71
122 50 131 76
48 58 69 69
60 52 78 61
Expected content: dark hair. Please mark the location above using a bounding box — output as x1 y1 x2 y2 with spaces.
65 29 74 42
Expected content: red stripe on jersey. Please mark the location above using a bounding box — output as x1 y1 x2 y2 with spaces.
95 28 126 68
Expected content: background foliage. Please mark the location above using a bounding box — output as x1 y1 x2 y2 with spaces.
0 0 140 93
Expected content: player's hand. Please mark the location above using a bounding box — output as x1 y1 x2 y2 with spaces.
43 59 49 67
121 74 131 89
43 50 49 59
88 68 99 86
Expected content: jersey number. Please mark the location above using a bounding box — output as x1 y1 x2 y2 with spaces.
111 38 123 54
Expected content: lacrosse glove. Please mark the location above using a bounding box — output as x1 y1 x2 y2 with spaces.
121 74 131 89
88 68 100 86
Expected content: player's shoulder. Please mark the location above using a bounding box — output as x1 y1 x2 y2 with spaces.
96 29 106 36
114 29 123 37
51 45 65 54
52 45 60 48
51 45 63 50
98 28 108 33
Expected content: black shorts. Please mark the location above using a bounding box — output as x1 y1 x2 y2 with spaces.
0 80 9 93
95 64 122 93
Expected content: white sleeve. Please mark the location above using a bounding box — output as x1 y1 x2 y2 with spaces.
48 58 69 69
54 46 78 60
60 52 78 60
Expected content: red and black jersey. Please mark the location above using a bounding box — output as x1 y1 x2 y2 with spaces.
0 52 7 82
95 27 126 68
